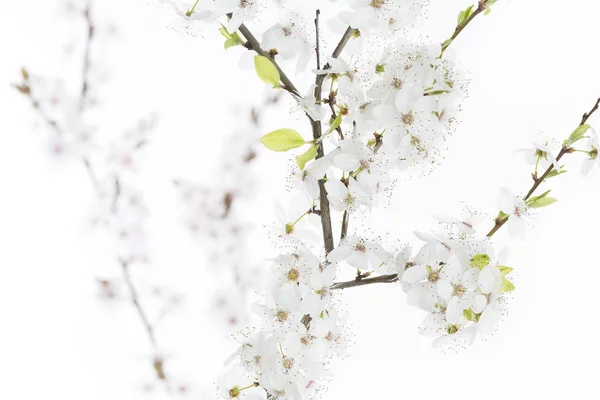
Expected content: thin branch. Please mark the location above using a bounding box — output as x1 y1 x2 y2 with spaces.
580 97 600 126
223 16 339 253
311 26 354 254
80 3 94 111
441 0 491 55
331 273 398 290
120 260 158 349
120 260 168 382
314 10 321 70
486 96 600 237
331 97 600 290
234 19 301 97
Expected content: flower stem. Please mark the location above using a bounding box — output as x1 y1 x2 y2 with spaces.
186 0 200 17
291 210 310 226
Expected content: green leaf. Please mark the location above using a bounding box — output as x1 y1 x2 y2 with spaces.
325 113 343 135
500 277 515 292
296 145 318 170
565 124 590 146
457 5 475 26
457 10 465 25
463 309 478 322
254 55 280 87
528 197 557 208
527 189 551 204
218 25 231 39
260 129 306 152
425 89 451 96
441 39 453 50
498 266 513 277
545 168 567 180
470 254 491 270
224 37 241 50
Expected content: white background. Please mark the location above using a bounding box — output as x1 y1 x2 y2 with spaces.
1 0 600 399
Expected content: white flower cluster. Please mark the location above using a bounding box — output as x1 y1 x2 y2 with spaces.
400 226 512 350
218 248 346 400
202 8 472 400
154 0 563 398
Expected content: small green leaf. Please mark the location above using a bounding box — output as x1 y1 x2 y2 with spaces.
296 145 318 169
498 266 513 277
470 254 491 270
500 277 515 292
565 124 590 146
325 113 343 135
457 10 465 25
224 37 240 50
442 39 453 50
527 189 551 204
218 25 231 39
528 197 557 208
457 5 474 25
463 309 479 322
260 128 306 152
545 168 567 180
254 55 280 87
425 89 451 96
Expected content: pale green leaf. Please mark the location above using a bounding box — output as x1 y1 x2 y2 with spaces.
498 266 513 277
470 254 491 270
500 277 515 292
463 309 478 322
254 55 280 87
529 197 557 208
296 145 318 170
325 113 343 135
527 190 551 204
224 37 241 50
545 168 567 180
565 124 590 146
218 26 231 40
260 128 306 152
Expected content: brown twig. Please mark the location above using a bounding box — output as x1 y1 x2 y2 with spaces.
486 97 600 237
441 0 491 54
120 260 168 382
314 10 321 70
233 18 301 97
80 3 95 110
312 26 354 254
309 24 354 255
331 273 398 290
331 97 600 290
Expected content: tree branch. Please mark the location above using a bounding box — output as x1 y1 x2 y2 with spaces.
331 97 600 290
314 10 321 70
441 0 491 54
486 97 600 236
234 19 301 97
311 25 354 254
229 17 353 254
80 3 94 111
120 260 168 382
331 273 398 290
